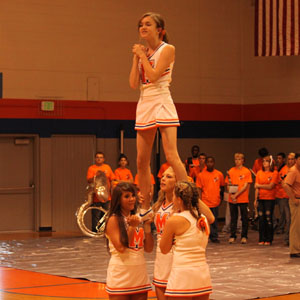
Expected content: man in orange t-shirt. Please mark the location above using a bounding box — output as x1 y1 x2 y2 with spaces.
190 153 207 181
225 153 253 244
185 145 200 180
86 151 116 232
196 156 224 243
114 154 133 182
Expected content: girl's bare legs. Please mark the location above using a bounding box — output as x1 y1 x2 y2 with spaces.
109 292 148 300
160 126 187 182
136 128 157 208
131 292 148 300
155 286 167 300
167 295 209 300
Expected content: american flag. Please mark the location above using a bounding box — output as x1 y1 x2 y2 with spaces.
255 0 300 56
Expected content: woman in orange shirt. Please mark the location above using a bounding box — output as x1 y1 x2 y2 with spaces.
254 156 278 246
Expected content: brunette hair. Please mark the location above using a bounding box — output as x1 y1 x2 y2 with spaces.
174 181 201 221
138 12 169 43
262 155 275 172
118 154 129 166
105 182 138 248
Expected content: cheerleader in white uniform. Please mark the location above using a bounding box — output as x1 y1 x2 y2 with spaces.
129 12 187 209
105 182 154 300
160 181 212 300
152 167 176 300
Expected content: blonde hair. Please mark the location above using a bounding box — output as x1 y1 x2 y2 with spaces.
152 166 175 213
234 152 245 161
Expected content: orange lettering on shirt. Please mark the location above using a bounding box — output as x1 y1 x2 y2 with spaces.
129 228 144 249
155 213 169 234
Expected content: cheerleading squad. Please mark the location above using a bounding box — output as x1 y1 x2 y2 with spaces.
85 11 300 300
85 146 300 300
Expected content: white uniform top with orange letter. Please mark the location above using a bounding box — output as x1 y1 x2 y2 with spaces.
105 218 151 295
153 202 174 287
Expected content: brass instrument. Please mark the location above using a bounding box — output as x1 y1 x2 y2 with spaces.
76 171 109 238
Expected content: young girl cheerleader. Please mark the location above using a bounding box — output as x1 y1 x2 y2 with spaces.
160 181 212 300
152 167 176 300
129 12 187 208
254 156 279 246
153 168 214 300
105 182 154 300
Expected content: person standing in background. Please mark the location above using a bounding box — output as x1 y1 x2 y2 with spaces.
275 153 289 242
254 155 278 246
283 152 300 258
225 153 252 244
114 154 134 183
252 147 269 175
196 156 224 243
185 145 200 180
86 152 116 232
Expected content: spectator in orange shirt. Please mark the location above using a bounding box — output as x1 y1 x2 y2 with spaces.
254 155 279 245
86 152 116 232
114 154 133 183
225 153 252 244
157 161 171 179
196 156 225 243
135 173 156 203
185 145 200 180
190 153 207 181
252 147 269 175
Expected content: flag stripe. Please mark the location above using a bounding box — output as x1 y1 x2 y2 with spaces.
255 0 300 56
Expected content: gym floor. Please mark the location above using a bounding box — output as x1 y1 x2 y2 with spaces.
0 230 299 300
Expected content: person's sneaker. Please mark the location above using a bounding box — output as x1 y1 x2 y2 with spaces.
228 237 236 244
258 241 265 245
241 237 247 244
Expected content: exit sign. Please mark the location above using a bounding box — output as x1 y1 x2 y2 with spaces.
41 101 55 111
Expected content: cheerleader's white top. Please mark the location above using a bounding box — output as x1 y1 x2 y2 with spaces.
139 42 173 97
172 211 209 266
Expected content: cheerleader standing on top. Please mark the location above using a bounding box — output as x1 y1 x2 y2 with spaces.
129 12 187 209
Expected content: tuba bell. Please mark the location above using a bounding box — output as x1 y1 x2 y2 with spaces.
76 171 109 237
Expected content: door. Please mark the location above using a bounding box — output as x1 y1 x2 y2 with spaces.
0 136 35 231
